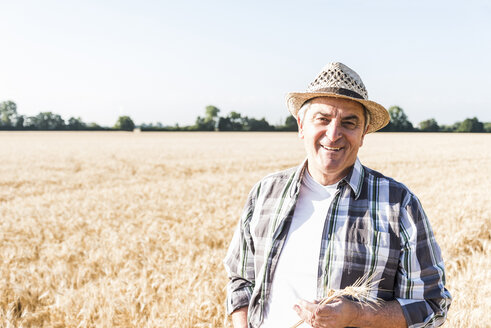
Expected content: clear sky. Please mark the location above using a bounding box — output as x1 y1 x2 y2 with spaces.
1 0 490 127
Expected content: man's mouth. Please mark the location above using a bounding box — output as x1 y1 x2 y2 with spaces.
321 145 342 151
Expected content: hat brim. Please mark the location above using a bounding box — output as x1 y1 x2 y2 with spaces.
286 92 389 134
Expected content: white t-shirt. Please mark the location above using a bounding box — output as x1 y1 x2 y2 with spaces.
261 171 339 327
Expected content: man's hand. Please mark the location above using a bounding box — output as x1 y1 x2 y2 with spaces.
293 298 360 328
293 298 407 328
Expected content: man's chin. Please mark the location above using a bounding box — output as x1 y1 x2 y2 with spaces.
320 159 343 171
318 159 355 177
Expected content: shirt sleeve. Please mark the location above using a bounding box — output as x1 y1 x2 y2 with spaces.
223 183 259 315
395 193 452 327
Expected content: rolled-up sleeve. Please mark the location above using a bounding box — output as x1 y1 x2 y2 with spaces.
223 183 258 315
396 193 452 327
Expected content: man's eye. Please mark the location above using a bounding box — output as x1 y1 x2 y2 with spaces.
343 121 356 128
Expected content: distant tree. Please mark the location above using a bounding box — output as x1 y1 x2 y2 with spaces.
23 116 36 129
228 111 245 130
205 105 221 130
281 116 298 131
456 117 484 132
484 122 491 133
217 116 233 131
193 116 215 131
14 115 25 129
243 117 274 131
440 122 460 132
205 105 220 121
68 117 86 130
381 106 414 132
114 116 135 131
87 122 103 130
193 106 221 131
418 118 440 132
0 100 21 128
26 112 66 130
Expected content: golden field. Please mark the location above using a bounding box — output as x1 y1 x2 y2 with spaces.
0 131 490 327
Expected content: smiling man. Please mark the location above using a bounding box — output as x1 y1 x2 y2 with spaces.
224 62 451 328
299 97 367 186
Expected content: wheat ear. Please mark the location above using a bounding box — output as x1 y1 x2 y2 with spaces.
290 273 382 328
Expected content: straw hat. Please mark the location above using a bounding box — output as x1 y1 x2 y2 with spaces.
286 62 389 133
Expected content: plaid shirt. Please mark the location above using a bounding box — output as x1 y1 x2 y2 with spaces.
224 158 451 328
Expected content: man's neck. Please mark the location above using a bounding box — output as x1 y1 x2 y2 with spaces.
306 165 351 186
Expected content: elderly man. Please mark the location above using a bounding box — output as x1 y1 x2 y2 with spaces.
223 62 451 328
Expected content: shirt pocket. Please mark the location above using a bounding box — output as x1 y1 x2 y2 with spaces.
344 228 400 276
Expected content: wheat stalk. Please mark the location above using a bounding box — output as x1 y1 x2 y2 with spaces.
290 273 382 328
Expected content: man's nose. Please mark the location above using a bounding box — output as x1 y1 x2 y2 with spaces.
326 121 342 142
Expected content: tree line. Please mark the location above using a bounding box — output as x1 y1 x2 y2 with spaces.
1 100 489 132
380 106 490 133
0 101 108 131
140 105 297 132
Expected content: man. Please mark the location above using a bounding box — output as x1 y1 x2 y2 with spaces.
223 62 451 328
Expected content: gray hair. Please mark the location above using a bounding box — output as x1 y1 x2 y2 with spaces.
297 98 370 132
297 100 312 126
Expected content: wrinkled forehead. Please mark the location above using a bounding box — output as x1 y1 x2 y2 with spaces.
308 97 365 117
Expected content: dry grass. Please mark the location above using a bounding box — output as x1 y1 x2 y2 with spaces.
0 131 489 327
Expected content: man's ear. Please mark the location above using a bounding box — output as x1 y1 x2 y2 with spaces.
360 126 368 147
297 115 304 139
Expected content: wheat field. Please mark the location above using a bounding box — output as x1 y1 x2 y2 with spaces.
0 131 489 327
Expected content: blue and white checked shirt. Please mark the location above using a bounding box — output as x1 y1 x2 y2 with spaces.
224 158 451 328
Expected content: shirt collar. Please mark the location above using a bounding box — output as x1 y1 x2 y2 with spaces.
290 157 365 200
289 158 308 198
341 157 364 200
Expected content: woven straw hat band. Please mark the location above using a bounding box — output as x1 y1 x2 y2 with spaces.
313 87 364 100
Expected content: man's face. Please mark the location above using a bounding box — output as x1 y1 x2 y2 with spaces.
298 97 367 185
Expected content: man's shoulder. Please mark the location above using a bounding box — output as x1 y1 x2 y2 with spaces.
361 165 416 201
261 165 299 182
250 165 301 196
362 165 401 183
